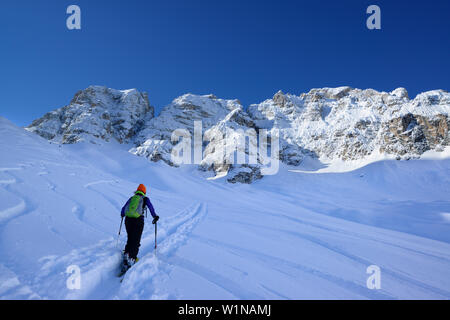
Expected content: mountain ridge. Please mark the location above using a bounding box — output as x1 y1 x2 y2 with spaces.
26 85 450 183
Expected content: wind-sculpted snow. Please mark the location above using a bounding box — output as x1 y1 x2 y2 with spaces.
1 117 450 299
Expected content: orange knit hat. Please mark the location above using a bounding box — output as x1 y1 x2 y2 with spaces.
137 184 146 194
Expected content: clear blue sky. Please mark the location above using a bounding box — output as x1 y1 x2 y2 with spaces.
1 0 449 126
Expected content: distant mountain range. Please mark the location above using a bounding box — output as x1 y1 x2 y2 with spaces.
26 85 450 183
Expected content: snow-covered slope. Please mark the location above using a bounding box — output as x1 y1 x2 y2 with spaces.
1 117 450 299
26 86 450 183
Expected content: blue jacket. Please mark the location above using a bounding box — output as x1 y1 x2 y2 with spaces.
121 194 157 218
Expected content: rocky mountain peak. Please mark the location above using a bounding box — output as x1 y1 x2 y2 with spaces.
26 86 153 144
390 87 409 100
26 85 450 183
306 86 353 100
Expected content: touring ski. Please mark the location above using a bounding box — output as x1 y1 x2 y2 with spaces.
117 255 139 280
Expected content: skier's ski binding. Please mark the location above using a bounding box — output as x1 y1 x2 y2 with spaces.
119 252 138 277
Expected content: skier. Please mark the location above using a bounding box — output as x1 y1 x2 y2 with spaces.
120 184 159 270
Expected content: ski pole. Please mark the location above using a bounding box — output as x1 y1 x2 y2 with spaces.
154 221 157 250
116 216 124 248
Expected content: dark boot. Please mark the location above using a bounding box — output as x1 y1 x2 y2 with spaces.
124 216 145 260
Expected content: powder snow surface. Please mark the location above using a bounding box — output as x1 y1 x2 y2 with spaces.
1 117 450 299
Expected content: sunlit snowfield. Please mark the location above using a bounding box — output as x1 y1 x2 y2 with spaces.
0 117 449 299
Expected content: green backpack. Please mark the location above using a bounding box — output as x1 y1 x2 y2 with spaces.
124 192 145 218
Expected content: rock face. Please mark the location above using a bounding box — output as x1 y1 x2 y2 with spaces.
130 94 243 165
26 86 153 144
199 108 263 183
27 85 450 183
130 94 263 182
248 87 450 161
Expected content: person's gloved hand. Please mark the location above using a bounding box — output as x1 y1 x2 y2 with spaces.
121 212 125 218
152 215 159 224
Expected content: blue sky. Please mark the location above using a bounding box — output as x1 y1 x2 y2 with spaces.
1 0 449 126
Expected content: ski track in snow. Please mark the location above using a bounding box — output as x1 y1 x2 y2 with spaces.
83 180 124 214
266 209 450 264
0 200 27 224
113 202 208 299
0 263 41 299
25 202 206 300
240 200 450 264
208 211 450 299
0 167 43 299
0 168 36 225
190 234 394 300
34 169 107 235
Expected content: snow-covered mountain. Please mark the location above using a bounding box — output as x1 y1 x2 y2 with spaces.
131 93 243 164
26 86 153 144
26 86 450 183
249 87 450 162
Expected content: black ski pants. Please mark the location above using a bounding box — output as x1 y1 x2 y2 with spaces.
124 216 144 259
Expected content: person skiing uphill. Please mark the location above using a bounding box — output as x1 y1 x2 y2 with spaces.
121 184 159 268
